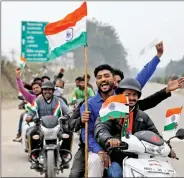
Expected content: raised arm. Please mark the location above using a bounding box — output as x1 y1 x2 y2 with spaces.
16 68 36 103
136 41 164 88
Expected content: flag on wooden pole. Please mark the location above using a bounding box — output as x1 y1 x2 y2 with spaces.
44 2 87 60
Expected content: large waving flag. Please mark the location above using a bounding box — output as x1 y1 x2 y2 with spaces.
164 107 183 131
99 94 129 122
44 2 87 60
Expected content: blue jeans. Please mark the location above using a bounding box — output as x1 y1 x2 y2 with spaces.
107 162 123 178
18 112 24 134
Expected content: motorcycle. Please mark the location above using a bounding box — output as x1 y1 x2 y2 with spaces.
29 115 72 177
106 129 184 177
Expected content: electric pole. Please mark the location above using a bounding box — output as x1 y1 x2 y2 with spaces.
11 49 15 61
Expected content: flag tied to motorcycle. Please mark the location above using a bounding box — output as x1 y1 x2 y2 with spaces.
44 2 87 60
120 112 134 137
164 107 183 131
99 94 129 122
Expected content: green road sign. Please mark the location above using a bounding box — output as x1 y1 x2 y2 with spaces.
21 21 49 62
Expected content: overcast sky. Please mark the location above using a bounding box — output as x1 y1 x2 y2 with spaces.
2 1 184 69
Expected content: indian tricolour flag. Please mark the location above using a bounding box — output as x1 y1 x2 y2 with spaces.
99 94 129 122
164 107 183 131
26 101 38 112
44 2 87 60
53 101 62 118
18 56 26 69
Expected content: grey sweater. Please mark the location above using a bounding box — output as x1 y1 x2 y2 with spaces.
27 96 70 118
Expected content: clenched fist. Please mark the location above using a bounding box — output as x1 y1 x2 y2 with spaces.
81 111 90 123
156 41 164 58
15 68 21 78
107 138 121 147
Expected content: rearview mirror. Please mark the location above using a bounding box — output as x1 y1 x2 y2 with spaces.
176 128 184 140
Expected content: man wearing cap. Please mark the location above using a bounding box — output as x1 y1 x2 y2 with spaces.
94 78 177 178
26 81 71 169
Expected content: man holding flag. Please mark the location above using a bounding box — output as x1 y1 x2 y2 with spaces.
78 64 184 177
94 78 178 178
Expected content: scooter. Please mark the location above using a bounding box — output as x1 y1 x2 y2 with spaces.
106 129 184 177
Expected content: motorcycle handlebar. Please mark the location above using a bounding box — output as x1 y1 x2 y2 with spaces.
105 141 128 153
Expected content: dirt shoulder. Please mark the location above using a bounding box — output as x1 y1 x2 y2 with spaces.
2 100 19 110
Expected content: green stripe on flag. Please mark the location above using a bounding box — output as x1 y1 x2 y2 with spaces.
47 32 87 60
164 122 178 131
20 63 25 69
101 111 127 123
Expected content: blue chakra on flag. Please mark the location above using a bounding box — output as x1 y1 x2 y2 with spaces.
108 103 116 111
174 122 178 129
66 28 74 41
171 115 176 122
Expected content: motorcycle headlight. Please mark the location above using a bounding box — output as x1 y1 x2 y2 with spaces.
41 125 60 140
131 168 145 177
142 141 164 155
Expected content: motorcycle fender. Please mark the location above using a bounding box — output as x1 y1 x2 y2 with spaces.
43 144 57 150
123 158 177 177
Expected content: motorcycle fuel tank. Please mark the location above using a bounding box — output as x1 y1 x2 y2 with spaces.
41 115 58 128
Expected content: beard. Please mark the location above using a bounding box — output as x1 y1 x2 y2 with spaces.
98 81 114 94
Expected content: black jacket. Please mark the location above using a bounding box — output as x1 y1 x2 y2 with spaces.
68 100 85 132
94 104 162 150
70 88 170 148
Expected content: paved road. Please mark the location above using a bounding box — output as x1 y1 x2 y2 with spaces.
2 83 184 177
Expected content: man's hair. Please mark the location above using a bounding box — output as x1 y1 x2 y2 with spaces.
41 75 50 81
31 81 41 88
75 77 83 81
55 78 65 85
33 77 42 82
94 64 114 77
83 74 90 79
79 77 85 82
113 68 124 80
23 82 32 90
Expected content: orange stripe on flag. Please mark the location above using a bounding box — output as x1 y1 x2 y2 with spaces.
102 94 128 109
44 2 87 35
21 56 26 62
53 102 59 114
166 107 183 118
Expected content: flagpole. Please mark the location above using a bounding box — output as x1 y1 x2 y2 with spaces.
84 45 89 178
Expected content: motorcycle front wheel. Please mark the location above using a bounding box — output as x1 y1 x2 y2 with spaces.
45 150 56 178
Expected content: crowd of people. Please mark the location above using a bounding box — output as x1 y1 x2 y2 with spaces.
14 41 184 177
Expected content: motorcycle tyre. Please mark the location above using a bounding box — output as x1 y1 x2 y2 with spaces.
45 150 56 178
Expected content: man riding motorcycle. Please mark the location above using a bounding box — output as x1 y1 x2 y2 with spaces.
78 63 184 177
14 68 42 141
94 78 177 178
25 81 71 169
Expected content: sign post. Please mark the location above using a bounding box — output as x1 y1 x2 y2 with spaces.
21 21 49 62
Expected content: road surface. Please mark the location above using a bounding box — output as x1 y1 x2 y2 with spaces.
2 83 184 177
